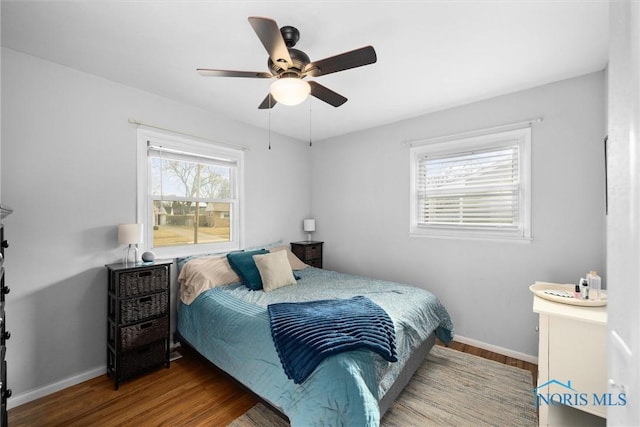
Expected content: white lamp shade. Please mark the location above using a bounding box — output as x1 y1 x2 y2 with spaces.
270 78 310 106
118 223 143 245
303 219 316 232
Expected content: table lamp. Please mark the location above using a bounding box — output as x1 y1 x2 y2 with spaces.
118 223 143 265
303 219 316 242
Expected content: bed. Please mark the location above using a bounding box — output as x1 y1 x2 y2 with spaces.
176 246 454 426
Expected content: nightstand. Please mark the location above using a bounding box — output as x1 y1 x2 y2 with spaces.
106 260 172 389
290 241 323 268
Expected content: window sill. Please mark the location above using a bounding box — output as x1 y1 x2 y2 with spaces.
409 231 533 244
151 243 240 260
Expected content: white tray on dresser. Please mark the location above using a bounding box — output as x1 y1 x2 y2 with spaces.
529 282 607 306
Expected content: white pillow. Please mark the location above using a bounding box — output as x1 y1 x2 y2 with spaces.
253 250 297 292
269 246 309 270
178 255 241 304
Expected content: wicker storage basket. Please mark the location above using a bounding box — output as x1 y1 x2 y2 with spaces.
120 316 168 351
120 340 166 379
119 267 167 297
120 291 168 324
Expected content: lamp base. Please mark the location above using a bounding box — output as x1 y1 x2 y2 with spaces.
123 244 139 266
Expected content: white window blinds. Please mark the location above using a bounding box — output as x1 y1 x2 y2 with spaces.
147 144 238 168
417 145 519 229
410 126 531 240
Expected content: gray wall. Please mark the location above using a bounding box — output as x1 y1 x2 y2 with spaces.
1 47 312 401
311 71 606 358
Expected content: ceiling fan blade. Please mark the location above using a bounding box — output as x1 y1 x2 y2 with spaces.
308 81 347 107
304 46 377 77
197 68 272 78
248 17 293 70
258 93 277 109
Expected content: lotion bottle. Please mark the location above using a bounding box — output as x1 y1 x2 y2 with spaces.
587 271 601 301
580 278 589 300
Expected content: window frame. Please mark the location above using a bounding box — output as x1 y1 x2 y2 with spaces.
409 127 532 242
136 128 244 258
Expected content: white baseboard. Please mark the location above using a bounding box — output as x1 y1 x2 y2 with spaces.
453 335 538 365
9 344 183 409
8 366 106 410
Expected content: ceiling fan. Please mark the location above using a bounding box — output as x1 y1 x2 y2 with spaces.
197 16 377 109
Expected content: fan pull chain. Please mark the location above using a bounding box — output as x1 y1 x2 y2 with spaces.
309 98 313 147
268 95 272 150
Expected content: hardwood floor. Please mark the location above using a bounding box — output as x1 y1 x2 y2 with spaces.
445 340 538 384
8 346 258 427
8 341 537 426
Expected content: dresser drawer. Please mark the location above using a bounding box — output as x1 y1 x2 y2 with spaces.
119 291 168 324
117 315 169 351
114 267 168 297
306 258 322 268
291 243 322 260
303 245 322 259
119 340 167 380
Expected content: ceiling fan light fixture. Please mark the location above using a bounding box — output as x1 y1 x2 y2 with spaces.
270 77 310 105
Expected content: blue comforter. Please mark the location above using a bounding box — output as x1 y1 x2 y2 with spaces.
177 267 453 426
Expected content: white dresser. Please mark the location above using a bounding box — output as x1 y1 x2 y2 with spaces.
533 295 607 427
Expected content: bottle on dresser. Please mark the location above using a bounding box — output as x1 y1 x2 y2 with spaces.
579 278 589 300
576 271 602 301
587 271 602 301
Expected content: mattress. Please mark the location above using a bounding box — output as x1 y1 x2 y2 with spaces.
177 266 453 426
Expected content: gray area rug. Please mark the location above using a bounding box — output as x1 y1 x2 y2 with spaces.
228 346 538 427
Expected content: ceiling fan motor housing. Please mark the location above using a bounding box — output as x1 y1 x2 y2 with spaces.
269 47 310 77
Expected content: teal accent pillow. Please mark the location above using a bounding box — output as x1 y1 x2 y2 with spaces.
227 249 269 290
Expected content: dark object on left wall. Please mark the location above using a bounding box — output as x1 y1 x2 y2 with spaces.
1 213 13 427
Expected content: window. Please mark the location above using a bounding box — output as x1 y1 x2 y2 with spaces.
409 127 531 241
137 128 244 257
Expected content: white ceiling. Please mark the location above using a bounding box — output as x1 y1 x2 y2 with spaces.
1 1 609 142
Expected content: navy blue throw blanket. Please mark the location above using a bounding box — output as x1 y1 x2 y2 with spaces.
267 296 398 384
